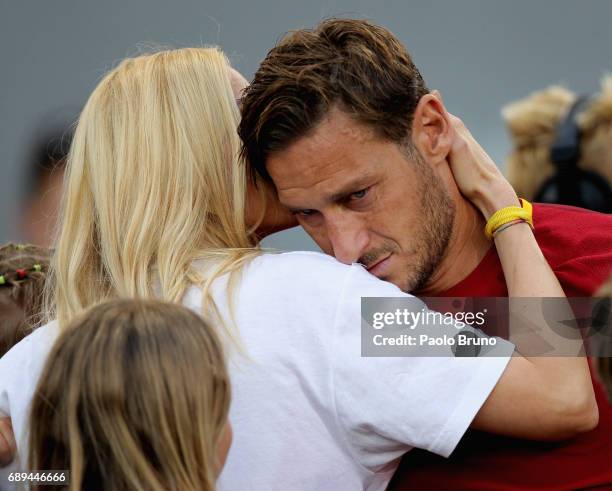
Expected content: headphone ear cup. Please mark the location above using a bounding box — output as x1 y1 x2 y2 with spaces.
577 170 612 213
534 94 611 213
534 175 562 204
534 170 611 213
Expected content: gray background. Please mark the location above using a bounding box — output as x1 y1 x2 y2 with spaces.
2 0 610 249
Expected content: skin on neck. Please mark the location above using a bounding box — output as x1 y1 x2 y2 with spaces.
416 186 491 296
410 92 493 295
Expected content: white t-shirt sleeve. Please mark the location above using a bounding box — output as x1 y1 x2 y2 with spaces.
331 265 514 472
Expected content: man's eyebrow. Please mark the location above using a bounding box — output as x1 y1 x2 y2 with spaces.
284 202 308 213
283 174 377 212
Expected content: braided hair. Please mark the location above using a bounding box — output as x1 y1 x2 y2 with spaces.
0 243 51 357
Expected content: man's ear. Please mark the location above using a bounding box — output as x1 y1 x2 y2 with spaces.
411 92 453 166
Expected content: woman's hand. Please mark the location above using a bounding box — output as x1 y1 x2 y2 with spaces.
0 417 16 467
441 113 596 442
446 112 519 219
246 177 298 241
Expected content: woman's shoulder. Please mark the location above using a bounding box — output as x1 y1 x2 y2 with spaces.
185 251 361 313
192 251 360 292
250 250 356 276
246 251 404 294
241 251 365 293
184 250 406 317
239 250 408 313
191 250 406 299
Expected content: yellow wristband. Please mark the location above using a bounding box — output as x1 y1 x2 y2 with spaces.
485 198 534 240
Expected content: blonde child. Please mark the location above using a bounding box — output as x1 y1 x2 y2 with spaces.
28 299 231 491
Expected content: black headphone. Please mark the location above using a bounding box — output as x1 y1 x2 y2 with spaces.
534 95 611 213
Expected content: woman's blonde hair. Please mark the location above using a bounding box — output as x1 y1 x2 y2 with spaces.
46 47 259 329
28 298 230 491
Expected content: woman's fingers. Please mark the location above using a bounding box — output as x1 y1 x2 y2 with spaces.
446 113 518 218
0 417 16 467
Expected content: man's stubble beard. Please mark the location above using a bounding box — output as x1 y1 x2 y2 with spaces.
356 150 455 293
401 150 456 293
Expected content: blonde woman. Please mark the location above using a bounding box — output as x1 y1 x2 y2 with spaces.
28 299 231 491
0 47 596 491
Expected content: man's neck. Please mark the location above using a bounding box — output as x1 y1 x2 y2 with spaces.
416 198 492 296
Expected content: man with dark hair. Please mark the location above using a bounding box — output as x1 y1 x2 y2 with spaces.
239 18 612 490
240 18 484 296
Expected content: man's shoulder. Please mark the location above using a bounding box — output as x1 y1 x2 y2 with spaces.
533 203 612 295
533 203 611 256
534 202 611 227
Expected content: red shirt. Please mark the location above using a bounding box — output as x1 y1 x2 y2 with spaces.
390 204 612 491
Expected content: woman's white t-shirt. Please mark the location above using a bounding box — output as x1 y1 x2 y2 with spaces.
0 252 513 491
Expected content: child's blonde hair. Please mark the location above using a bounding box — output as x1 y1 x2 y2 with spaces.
28 298 230 491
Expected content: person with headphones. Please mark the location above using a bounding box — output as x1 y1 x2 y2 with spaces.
504 78 612 212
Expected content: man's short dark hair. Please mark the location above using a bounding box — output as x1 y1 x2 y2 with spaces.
239 18 429 181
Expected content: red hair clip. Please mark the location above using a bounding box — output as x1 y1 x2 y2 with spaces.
16 269 27 279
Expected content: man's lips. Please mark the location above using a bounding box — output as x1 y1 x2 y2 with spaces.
366 254 392 277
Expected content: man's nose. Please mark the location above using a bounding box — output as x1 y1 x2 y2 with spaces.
326 214 370 265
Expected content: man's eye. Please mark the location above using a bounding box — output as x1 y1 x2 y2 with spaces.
350 188 368 200
294 209 316 217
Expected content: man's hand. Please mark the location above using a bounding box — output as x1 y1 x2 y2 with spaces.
0 417 16 467
446 112 519 219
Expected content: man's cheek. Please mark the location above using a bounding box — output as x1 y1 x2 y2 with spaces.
302 226 333 255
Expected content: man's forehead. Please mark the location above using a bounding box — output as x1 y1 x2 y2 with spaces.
267 152 379 212
312 107 378 145
269 150 354 197
268 142 361 193
266 108 378 188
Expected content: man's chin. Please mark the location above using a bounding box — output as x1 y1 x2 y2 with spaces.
398 265 433 294
398 278 419 294
364 262 427 293
381 271 417 293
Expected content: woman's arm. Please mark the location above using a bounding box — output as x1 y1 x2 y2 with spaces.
448 114 598 440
